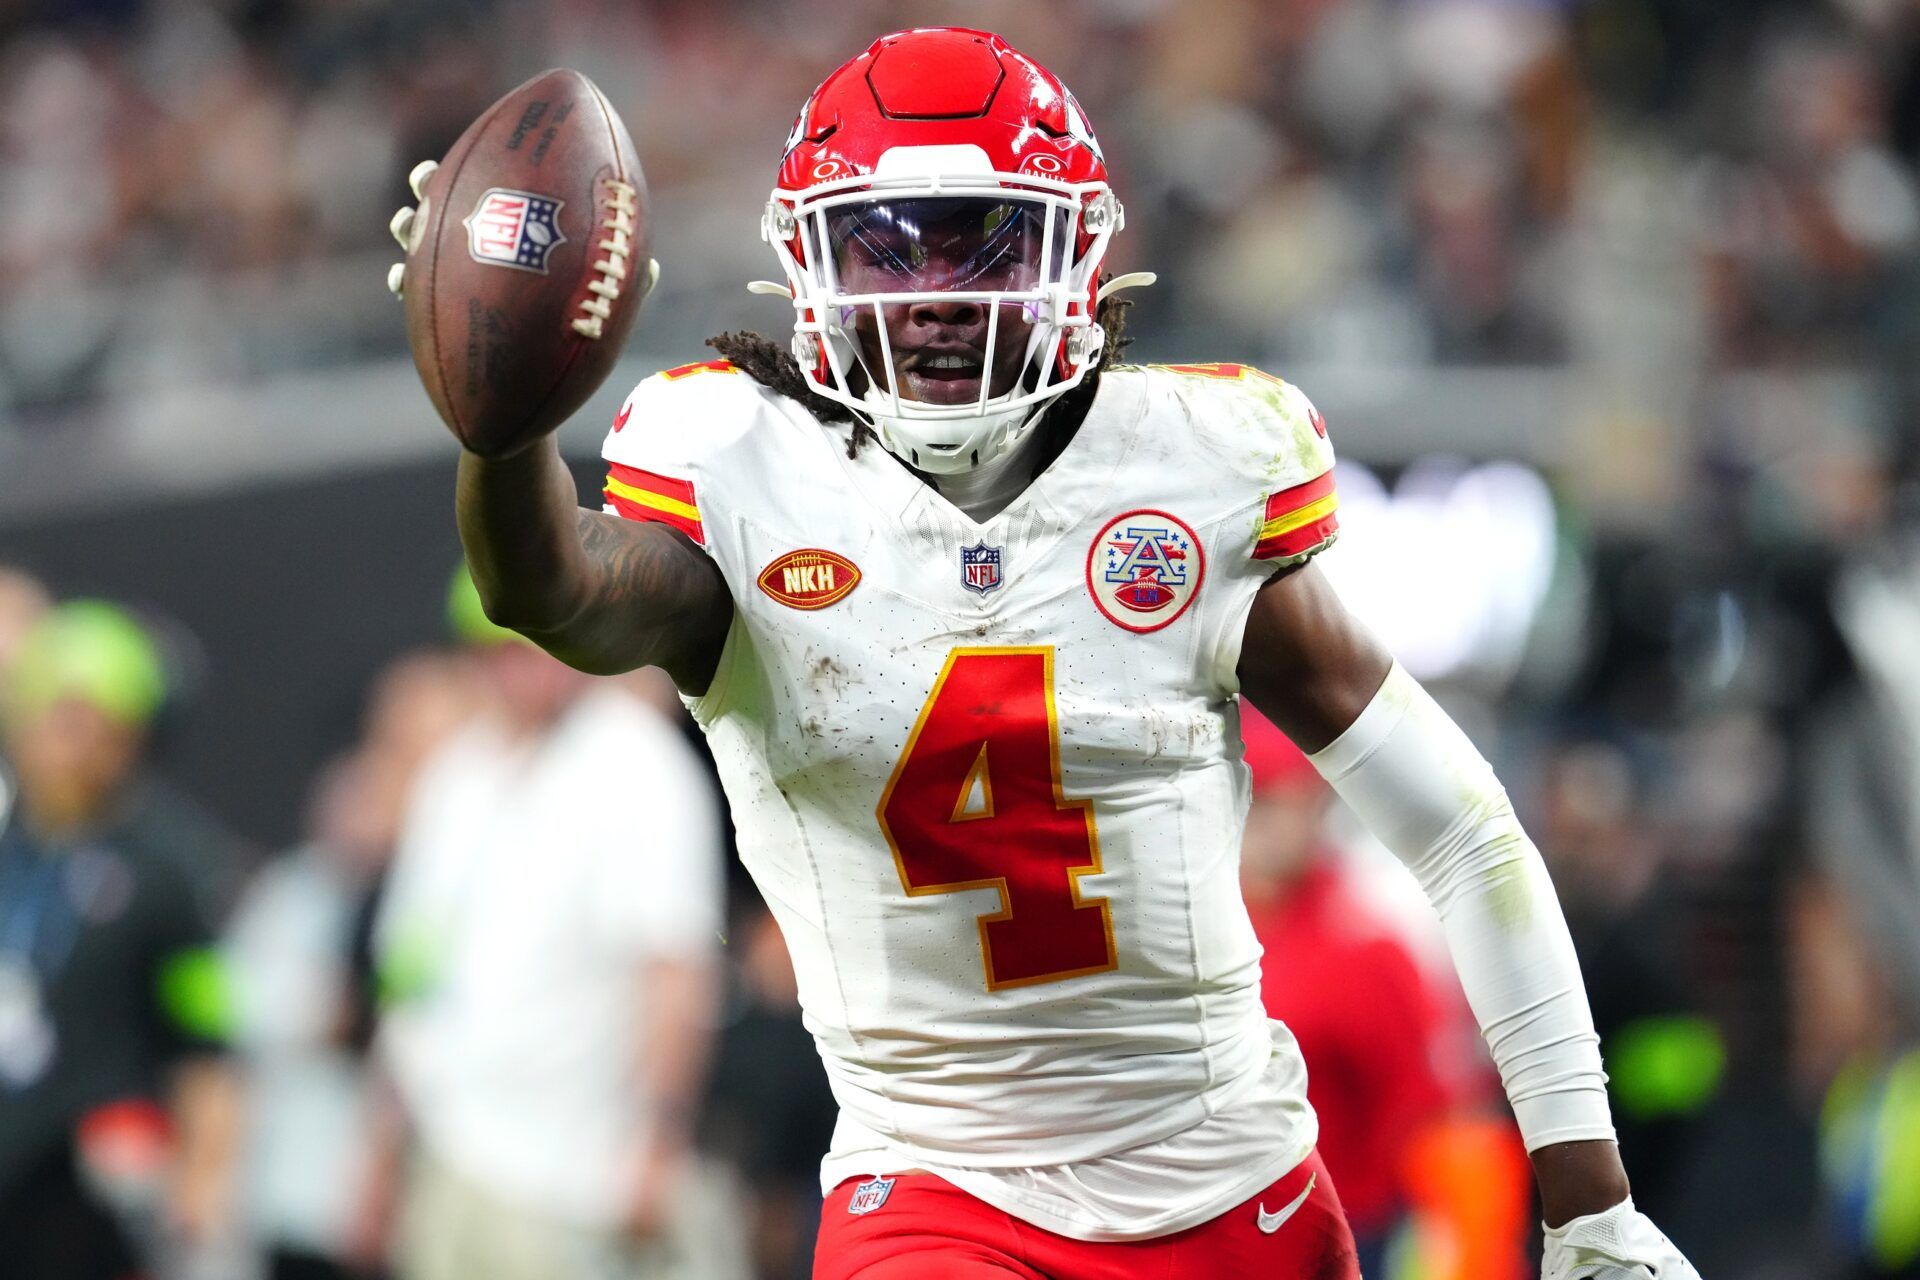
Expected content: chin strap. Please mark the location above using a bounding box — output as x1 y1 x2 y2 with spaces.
866 396 1044 476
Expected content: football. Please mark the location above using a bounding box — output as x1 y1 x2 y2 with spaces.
398 68 651 457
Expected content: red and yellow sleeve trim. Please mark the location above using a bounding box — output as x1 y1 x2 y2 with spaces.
1254 471 1338 561
603 463 703 545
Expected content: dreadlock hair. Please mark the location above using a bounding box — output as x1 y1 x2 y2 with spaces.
707 283 1136 460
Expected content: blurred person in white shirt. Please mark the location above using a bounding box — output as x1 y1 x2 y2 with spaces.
370 569 741 1280
227 651 480 1280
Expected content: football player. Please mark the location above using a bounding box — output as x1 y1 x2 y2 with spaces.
411 27 1702 1280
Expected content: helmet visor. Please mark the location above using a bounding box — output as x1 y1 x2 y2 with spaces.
825 197 1068 297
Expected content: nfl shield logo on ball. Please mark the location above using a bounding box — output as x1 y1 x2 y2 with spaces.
847 1176 895 1215
464 188 566 273
960 543 1003 595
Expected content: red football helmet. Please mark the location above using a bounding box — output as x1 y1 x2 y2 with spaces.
763 27 1125 472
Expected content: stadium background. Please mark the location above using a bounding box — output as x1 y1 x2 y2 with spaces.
2 0 1919 1277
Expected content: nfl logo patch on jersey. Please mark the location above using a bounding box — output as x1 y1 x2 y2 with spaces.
847 1175 895 1215
1087 509 1206 633
463 188 566 273
960 543 1003 595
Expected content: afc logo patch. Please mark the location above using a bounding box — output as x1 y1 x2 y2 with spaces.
960 542 1003 595
1086 509 1206 633
847 1175 895 1215
464 188 566 273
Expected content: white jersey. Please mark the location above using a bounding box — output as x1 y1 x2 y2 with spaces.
600 358 1342 1237
377 689 725 1226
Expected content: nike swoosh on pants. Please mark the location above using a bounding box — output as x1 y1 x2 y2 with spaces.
1256 1172 1317 1235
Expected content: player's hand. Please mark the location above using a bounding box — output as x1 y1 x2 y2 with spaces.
1541 1198 1702 1280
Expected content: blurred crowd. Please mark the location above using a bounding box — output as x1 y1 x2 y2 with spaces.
1 0 1917 420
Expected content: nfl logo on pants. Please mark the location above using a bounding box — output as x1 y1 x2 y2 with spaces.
960 543 1003 596
847 1176 895 1215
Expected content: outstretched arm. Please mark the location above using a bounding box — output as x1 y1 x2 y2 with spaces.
1238 562 1646 1234
457 437 732 691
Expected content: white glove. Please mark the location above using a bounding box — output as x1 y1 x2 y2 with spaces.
386 160 438 298
1542 1198 1702 1280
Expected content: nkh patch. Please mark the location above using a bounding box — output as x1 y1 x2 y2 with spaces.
463 188 566 273
1086 509 1206 634
847 1175 896 1215
757 548 862 610
960 542 1003 595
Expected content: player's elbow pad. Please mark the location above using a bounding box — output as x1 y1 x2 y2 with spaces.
1307 663 1615 1152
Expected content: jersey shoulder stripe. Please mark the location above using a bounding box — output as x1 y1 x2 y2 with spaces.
604 463 703 544
1254 471 1337 562
1134 362 1339 568
657 358 739 381
599 358 788 547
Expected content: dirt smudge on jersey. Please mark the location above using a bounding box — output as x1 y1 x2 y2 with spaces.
805 650 855 698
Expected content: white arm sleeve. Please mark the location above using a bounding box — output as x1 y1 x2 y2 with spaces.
1307 662 1615 1151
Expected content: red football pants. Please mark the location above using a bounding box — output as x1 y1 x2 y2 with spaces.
815 1149 1359 1280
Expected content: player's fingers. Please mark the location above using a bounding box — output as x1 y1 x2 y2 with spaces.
408 159 439 199
387 263 407 298
644 258 661 298
390 206 416 250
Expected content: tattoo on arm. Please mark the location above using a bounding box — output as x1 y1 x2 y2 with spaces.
573 509 703 609
530 510 732 690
